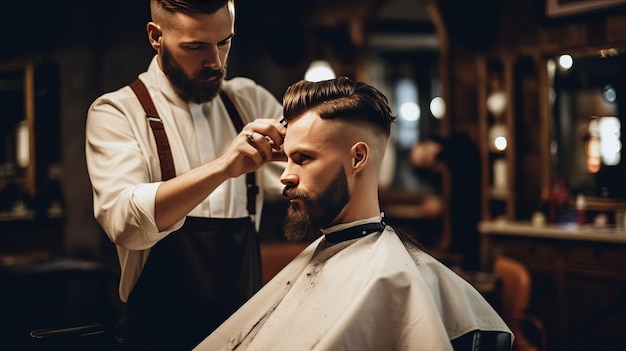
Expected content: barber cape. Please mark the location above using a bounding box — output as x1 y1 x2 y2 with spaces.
194 226 512 351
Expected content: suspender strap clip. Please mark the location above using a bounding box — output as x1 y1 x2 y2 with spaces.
246 178 259 215
129 79 176 181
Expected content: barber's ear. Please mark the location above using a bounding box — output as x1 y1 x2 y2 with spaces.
351 142 369 170
147 22 162 50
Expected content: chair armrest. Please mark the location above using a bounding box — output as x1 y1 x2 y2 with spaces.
452 330 512 351
29 322 108 349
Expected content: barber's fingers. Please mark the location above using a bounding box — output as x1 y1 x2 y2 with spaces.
244 131 275 161
220 133 264 177
219 118 286 178
243 119 286 150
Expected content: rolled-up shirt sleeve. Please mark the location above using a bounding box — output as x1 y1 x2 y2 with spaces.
86 91 181 251
133 182 185 243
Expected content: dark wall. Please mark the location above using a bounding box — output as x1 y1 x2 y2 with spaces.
1 1 306 262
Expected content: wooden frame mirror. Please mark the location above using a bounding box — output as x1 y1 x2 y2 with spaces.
360 0 454 255
540 43 626 216
0 63 36 217
0 61 60 219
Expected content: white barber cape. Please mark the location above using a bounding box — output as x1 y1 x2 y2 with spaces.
195 226 512 351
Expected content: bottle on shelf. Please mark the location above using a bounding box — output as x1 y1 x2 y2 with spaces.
576 194 587 227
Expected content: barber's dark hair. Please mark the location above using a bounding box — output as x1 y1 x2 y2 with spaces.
282 77 395 136
154 0 231 14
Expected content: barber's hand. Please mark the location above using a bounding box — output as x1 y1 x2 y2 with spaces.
220 118 286 178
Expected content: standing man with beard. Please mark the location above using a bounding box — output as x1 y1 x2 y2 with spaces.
195 77 513 351
85 0 286 349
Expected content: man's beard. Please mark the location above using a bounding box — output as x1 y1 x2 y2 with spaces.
161 44 226 104
282 167 351 242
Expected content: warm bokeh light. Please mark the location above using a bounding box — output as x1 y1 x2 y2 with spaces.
400 102 420 122
486 91 507 116
586 138 601 173
489 123 508 152
494 136 508 151
558 54 573 71
430 96 446 119
304 60 336 82
16 120 30 168
585 116 622 172
599 116 621 166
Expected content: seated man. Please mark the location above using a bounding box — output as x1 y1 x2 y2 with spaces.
195 77 513 351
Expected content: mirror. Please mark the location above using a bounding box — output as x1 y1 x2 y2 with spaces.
0 63 36 216
0 61 60 219
546 47 626 204
364 0 445 191
357 0 455 253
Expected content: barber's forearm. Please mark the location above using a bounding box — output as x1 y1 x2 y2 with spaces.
153 120 284 230
154 161 229 231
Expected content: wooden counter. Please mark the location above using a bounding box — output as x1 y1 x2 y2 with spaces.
479 220 626 351
479 220 626 245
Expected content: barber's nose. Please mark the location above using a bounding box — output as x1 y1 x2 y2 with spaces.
203 47 221 70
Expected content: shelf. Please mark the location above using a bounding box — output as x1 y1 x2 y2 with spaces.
477 55 517 221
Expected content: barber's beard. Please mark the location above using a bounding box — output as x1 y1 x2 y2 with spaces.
283 167 351 242
161 44 226 104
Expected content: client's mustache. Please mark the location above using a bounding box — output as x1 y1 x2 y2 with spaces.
282 185 307 200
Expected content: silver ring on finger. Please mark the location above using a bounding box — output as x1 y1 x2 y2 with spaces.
247 131 255 142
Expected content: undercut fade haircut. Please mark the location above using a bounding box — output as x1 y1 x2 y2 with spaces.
153 0 231 15
282 76 396 136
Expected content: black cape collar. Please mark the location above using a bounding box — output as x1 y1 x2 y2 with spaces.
323 220 386 244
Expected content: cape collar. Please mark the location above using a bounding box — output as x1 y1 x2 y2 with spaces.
321 215 386 244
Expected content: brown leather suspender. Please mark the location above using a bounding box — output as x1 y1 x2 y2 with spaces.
129 79 176 181
129 78 258 215
219 91 259 216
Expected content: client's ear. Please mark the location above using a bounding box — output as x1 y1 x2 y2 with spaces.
351 142 369 170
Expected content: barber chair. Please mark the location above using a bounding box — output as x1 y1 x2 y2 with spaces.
452 330 512 351
0 257 121 350
260 242 309 283
492 256 547 351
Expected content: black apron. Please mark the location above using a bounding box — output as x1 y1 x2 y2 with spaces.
116 80 262 350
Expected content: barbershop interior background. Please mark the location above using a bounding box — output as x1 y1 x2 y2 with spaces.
2 0 626 350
